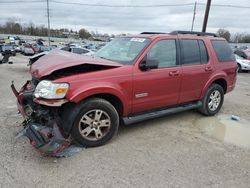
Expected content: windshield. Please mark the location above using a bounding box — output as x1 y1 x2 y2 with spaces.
245 51 250 56
95 37 150 64
235 54 244 60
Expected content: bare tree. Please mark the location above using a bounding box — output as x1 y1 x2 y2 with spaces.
79 28 91 39
217 29 231 41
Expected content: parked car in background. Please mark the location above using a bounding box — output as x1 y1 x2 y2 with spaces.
61 46 95 55
234 49 250 60
13 45 21 52
8 36 16 45
29 46 95 65
1 45 16 56
29 51 49 65
235 54 250 72
0 37 5 44
243 50 250 60
21 43 35 55
12 31 237 155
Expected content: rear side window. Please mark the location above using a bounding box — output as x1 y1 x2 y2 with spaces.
181 40 200 65
181 39 208 65
211 40 235 62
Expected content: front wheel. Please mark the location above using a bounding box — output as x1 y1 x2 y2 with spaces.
199 84 224 116
71 98 119 147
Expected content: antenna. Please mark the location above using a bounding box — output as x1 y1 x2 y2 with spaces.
47 0 51 46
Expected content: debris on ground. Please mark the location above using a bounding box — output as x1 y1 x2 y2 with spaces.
53 145 84 158
231 115 240 121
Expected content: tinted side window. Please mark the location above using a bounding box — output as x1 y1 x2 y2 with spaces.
73 48 81 54
81 49 89 54
211 40 235 62
61 46 70 51
198 40 209 64
147 40 176 68
181 40 200 65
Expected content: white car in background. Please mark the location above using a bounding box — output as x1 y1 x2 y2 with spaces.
235 54 250 72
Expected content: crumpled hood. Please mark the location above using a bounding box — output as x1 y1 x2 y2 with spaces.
31 49 122 78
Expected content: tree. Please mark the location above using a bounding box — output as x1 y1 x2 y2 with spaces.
79 28 91 39
217 29 231 41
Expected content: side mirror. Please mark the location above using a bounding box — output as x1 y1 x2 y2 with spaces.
139 55 158 71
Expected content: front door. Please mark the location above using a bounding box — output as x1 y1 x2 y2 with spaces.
132 39 182 114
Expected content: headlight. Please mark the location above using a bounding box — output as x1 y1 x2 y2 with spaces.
34 80 69 99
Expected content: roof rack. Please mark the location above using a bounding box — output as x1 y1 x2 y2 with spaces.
170 30 218 37
140 32 167 34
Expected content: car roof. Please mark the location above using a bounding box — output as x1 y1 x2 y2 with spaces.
124 31 224 40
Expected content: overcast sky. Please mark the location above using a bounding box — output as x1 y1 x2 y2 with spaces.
0 0 250 34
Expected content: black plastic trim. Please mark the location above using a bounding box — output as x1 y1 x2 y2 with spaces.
170 31 218 37
123 101 202 125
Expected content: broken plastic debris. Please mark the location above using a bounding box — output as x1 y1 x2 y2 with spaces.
231 115 240 121
14 126 29 142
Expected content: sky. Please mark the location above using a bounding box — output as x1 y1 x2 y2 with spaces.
0 0 250 34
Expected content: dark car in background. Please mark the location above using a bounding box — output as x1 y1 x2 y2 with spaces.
1 45 16 56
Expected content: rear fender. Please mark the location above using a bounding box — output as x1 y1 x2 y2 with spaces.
200 73 228 99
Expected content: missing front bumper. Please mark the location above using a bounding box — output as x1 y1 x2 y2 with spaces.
11 81 72 156
18 121 70 156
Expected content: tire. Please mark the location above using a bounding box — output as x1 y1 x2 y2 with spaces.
71 98 119 147
199 84 224 116
237 63 242 73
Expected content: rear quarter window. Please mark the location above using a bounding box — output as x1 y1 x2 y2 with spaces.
211 40 235 62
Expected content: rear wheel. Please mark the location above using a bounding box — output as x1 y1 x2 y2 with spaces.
71 98 119 147
199 84 224 116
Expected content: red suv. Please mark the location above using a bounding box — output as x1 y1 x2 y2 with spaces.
12 31 237 155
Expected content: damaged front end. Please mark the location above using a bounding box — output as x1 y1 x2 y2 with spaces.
11 79 70 156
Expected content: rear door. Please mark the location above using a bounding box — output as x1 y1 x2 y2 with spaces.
132 38 182 113
179 38 213 103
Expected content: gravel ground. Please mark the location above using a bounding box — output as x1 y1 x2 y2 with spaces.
0 54 250 188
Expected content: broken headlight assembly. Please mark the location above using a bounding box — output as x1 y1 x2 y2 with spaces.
34 80 69 99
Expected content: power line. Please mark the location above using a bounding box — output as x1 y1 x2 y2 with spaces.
50 1 194 7
197 3 250 9
0 0 44 3
1 0 250 9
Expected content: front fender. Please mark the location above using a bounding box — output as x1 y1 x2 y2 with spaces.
66 82 131 116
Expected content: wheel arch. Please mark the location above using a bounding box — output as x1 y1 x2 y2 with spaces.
201 75 228 98
85 93 124 117
62 90 129 135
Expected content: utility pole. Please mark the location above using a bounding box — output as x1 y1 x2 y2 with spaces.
46 0 51 46
202 0 211 32
191 1 197 32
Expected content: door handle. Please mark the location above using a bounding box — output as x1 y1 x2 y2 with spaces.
169 70 180 76
205 66 213 72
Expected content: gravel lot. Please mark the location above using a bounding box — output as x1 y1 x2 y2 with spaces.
0 54 250 188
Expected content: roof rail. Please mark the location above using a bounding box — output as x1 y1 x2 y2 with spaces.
170 30 218 37
140 32 167 34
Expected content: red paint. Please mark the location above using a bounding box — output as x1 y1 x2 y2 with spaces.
23 34 237 117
